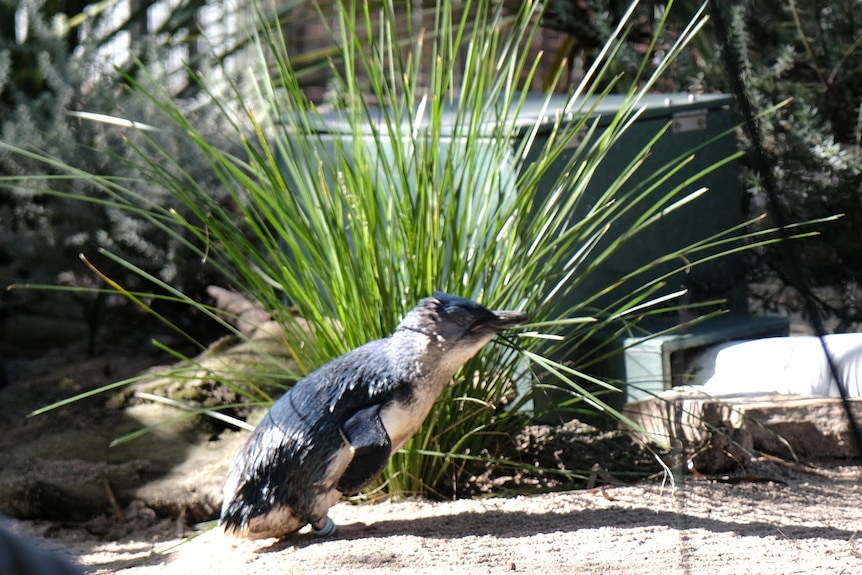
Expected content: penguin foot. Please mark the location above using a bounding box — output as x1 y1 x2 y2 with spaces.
311 516 337 537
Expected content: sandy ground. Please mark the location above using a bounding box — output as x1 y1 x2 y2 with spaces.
3 307 861 575
7 463 861 575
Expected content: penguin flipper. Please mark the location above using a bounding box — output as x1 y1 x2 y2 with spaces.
336 405 392 493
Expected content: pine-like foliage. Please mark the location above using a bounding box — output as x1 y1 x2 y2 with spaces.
724 1 862 327
0 0 244 328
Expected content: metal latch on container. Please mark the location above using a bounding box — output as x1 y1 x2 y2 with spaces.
672 109 707 133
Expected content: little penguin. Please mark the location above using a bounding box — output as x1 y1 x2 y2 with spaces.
220 291 527 539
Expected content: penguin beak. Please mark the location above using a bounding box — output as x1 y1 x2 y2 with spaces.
487 310 528 332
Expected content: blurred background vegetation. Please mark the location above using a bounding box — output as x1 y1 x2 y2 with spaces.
2 0 861 352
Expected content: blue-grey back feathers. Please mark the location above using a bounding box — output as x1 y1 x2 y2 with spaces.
220 292 526 538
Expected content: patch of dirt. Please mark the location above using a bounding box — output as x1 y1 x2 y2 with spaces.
6 463 861 575
2 336 861 574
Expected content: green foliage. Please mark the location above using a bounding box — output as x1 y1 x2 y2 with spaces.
690 1 862 326
1 0 809 499
0 0 245 327
728 1 862 186
100 0 755 496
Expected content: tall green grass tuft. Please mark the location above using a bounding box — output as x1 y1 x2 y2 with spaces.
1 0 818 498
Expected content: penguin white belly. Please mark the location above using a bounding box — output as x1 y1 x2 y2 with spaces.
377 341 494 452
379 396 437 452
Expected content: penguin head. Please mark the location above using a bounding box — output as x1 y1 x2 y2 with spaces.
397 291 527 349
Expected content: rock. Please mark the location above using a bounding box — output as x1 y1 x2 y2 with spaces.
687 424 753 475
0 330 296 523
0 396 257 522
0 288 316 525
624 391 862 460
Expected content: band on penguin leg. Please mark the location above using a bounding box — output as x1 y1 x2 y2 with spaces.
312 516 337 537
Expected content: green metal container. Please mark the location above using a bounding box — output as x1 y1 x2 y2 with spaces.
284 92 744 314
280 92 787 415
515 92 745 318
